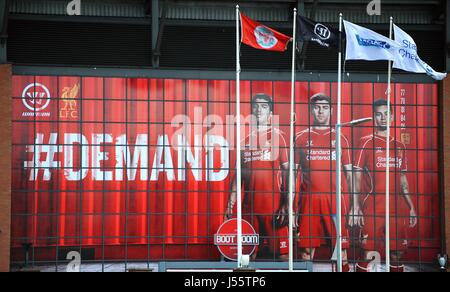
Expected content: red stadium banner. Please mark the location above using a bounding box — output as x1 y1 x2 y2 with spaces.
11 76 441 265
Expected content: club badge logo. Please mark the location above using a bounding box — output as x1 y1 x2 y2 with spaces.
254 26 278 49
60 83 80 119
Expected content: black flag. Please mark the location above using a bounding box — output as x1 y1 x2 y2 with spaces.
296 15 340 49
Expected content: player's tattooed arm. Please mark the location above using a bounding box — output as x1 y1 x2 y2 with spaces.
401 173 417 228
343 164 354 196
295 148 309 187
279 163 289 208
348 168 364 228
225 174 238 221
276 163 292 228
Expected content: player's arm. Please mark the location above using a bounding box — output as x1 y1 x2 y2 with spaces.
342 140 354 200
224 174 238 220
276 162 291 227
279 162 289 207
294 147 308 184
292 148 308 228
343 164 354 197
348 167 364 228
341 135 364 227
400 172 417 228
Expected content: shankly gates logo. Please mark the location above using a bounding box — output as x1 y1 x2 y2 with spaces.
21 83 51 117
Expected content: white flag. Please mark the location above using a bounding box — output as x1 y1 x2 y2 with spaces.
344 20 400 62
393 24 447 81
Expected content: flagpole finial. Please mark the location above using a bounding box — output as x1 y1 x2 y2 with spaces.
339 13 343 17
236 4 239 9
294 8 297 12
390 16 393 21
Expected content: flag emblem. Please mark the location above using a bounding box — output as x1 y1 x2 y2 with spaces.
254 26 278 49
356 35 391 49
314 23 331 40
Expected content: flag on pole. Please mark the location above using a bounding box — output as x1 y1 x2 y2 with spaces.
296 14 339 49
393 24 447 80
343 20 400 61
240 13 291 52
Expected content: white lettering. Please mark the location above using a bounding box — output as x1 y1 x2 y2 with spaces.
115 134 148 181
92 134 113 181
24 133 231 182
150 135 175 181
177 135 202 181
205 135 229 182
64 133 89 181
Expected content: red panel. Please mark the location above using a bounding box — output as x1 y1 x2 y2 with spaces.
10 76 441 263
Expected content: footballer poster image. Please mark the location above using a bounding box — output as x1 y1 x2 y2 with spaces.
11 76 440 270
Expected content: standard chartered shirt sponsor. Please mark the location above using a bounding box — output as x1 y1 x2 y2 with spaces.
243 149 274 163
306 149 336 161
376 156 403 168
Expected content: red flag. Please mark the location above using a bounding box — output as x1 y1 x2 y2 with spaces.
240 13 291 52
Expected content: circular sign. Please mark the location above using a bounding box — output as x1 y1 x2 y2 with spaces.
314 23 331 40
254 26 278 49
214 219 259 261
22 83 51 112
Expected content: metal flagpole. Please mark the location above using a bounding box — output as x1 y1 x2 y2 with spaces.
385 16 394 273
336 12 343 273
236 4 243 268
288 7 297 273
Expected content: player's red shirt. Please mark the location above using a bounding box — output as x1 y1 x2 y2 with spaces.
295 127 351 194
354 134 408 212
241 127 288 214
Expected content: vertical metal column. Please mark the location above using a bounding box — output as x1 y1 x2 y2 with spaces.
0 0 8 64
152 0 159 68
446 0 450 72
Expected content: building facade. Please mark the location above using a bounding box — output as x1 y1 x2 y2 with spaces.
0 0 449 272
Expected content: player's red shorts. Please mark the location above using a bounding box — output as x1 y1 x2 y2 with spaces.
244 215 289 256
297 193 350 249
361 198 409 252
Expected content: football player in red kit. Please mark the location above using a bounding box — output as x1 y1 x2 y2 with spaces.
295 93 353 272
225 93 289 260
350 99 417 272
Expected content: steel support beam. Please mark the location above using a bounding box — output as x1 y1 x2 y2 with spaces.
152 0 168 68
0 0 8 64
152 0 159 67
12 65 438 84
446 0 450 72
